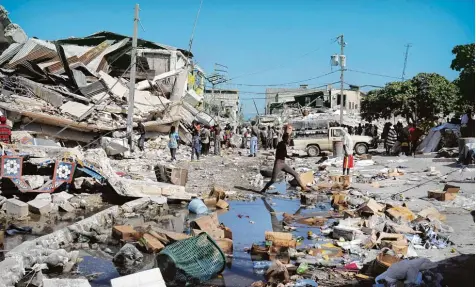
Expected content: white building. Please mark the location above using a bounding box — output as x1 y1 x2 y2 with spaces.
204 88 240 126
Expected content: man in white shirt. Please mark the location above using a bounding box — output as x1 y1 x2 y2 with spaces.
342 131 354 175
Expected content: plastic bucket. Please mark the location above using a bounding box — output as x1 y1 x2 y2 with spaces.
188 199 208 214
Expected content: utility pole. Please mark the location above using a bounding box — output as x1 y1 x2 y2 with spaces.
127 4 139 152
338 35 346 125
401 44 412 81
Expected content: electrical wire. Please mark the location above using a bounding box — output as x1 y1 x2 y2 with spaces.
346 68 402 80
229 70 339 87
224 37 339 82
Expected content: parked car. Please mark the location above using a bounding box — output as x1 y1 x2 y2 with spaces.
292 127 373 156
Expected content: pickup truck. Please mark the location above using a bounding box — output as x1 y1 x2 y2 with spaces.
292 127 373 156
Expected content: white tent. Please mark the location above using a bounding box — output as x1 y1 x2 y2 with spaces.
416 123 460 153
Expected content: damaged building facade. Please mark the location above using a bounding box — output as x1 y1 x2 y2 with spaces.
0 5 208 148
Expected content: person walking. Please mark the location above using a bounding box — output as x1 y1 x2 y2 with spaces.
357 123 363 135
260 133 309 193
191 130 201 161
214 124 222 155
168 126 180 162
385 125 397 155
249 121 259 157
137 121 146 151
343 131 354 175
200 125 210 156
260 127 267 150
267 126 274 150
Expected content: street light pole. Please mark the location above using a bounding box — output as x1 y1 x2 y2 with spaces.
127 4 139 152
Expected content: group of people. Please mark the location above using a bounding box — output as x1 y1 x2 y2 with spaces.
382 122 421 156
343 123 379 138
238 123 284 152
173 122 237 162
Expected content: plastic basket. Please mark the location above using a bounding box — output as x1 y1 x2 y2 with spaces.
156 232 226 285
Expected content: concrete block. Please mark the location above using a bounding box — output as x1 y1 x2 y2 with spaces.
59 202 75 213
28 199 53 215
52 191 74 204
112 225 139 241
35 193 52 202
5 198 28 218
111 268 166 287
43 279 91 287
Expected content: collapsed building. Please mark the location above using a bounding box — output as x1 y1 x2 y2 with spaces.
0 5 211 148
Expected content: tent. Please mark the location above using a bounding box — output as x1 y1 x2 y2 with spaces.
416 123 460 153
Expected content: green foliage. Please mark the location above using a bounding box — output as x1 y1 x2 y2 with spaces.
451 43 475 107
361 73 458 125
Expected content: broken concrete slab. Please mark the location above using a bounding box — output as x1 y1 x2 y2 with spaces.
52 191 74 204
110 268 166 287
17 77 64 107
23 175 45 189
100 137 129 156
99 71 129 98
43 279 91 287
60 101 92 120
28 199 53 215
5 198 28 218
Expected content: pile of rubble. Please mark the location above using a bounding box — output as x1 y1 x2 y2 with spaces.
0 5 210 146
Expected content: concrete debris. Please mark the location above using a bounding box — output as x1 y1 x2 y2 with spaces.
43 279 91 287
113 243 144 275
5 198 28 219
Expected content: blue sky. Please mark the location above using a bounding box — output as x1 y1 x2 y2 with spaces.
4 0 474 118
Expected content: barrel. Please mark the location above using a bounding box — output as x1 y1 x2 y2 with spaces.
333 140 344 157
188 199 208 214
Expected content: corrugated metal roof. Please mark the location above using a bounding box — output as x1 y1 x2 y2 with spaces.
78 79 108 98
5 46 57 69
78 40 112 65
45 55 80 74
0 43 23 66
7 38 56 65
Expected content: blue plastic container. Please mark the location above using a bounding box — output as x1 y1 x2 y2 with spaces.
188 198 208 214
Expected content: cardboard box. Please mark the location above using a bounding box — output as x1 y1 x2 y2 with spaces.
112 225 139 241
428 184 460 201
265 231 296 248
215 238 233 254
216 199 229 209
386 206 416 222
299 171 315 186
140 233 165 253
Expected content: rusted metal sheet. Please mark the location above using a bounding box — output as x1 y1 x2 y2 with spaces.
44 55 80 74
78 40 111 65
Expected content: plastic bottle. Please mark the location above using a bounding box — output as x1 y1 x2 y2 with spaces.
252 261 273 270
295 279 318 287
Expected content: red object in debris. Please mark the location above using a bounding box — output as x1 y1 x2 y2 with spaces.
344 262 360 271
0 123 11 144
116 171 126 177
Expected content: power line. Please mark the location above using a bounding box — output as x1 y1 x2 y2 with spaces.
346 68 402 80
224 37 338 82
230 70 339 87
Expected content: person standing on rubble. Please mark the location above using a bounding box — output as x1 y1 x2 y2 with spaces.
168 126 180 162
260 133 308 193
137 121 146 151
200 125 210 156
191 130 201 161
342 131 354 175
0 116 11 144
214 124 222 156
249 121 259 157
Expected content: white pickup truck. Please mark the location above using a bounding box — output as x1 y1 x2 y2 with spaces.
292 127 373 156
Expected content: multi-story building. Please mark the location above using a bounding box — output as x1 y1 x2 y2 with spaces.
203 88 240 126
265 84 364 114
